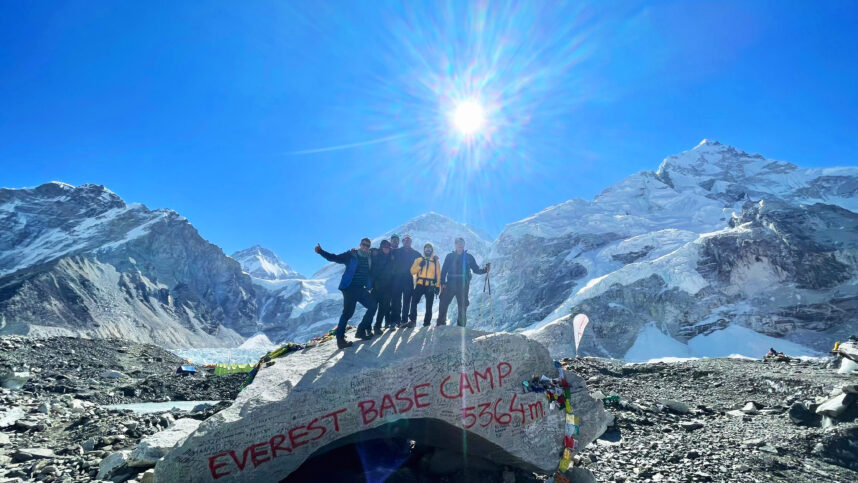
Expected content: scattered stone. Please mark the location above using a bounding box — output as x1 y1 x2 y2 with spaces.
759 444 779 454
13 419 37 431
141 468 156 483
680 421 704 432
788 402 820 426
82 438 96 452
100 370 127 379
816 393 855 418
97 450 131 480
568 466 597 483
659 400 691 415
12 447 55 462
742 401 762 414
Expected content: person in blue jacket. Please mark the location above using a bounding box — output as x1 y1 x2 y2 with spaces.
437 236 490 327
315 238 378 349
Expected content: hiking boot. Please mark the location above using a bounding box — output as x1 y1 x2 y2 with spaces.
373 327 383 336
405 321 416 328
336 338 353 349
357 329 373 340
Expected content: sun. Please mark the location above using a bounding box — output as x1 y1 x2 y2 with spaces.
451 99 486 136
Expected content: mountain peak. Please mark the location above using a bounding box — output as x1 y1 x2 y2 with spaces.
385 212 491 248
694 139 722 149
231 246 305 281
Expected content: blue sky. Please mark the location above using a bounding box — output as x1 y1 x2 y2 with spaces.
1 1 856 276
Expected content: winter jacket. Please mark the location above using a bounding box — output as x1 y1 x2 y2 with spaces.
440 250 486 286
394 246 421 276
318 248 373 290
410 255 441 287
371 248 397 291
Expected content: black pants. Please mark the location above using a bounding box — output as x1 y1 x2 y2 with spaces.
391 274 414 325
437 282 469 327
338 285 377 339
409 285 436 326
373 286 393 329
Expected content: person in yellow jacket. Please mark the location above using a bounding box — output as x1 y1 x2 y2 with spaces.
406 242 441 327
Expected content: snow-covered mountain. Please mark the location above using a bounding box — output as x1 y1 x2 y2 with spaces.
0 182 259 348
231 245 304 280
478 140 858 359
5 140 855 357
243 212 493 344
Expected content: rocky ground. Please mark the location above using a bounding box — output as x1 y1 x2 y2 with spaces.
1 336 243 482
2 335 857 482
564 356 858 483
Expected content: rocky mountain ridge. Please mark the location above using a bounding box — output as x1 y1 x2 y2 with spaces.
0 182 258 348
474 140 858 359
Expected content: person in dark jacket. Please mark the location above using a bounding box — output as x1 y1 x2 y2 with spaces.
437 236 490 327
390 234 400 250
391 234 421 328
408 242 441 327
315 238 378 349
371 239 397 335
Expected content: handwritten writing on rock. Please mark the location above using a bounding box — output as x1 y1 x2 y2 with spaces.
207 361 546 479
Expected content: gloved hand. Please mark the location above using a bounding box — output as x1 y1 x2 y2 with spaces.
434 286 440 295
485 262 491 273
420 259 427 267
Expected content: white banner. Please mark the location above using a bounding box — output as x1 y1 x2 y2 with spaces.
572 314 590 352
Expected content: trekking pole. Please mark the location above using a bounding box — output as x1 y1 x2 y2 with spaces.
477 281 483 328
486 269 495 331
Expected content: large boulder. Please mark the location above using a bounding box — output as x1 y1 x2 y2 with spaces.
155 327 609 482
129 417 202 468
524 314 576 359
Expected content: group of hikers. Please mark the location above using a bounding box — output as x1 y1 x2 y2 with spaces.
315 234 490 349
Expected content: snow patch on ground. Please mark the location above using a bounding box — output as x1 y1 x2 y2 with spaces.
624 324 821 362
624 324 693 362
688 325 820 358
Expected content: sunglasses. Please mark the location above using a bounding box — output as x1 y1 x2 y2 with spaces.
360 243 370 248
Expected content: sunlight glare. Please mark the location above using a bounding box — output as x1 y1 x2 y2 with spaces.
451 99 486 136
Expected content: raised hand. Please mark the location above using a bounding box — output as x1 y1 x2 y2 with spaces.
315 244 322 254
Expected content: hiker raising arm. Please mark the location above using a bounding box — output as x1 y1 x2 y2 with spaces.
314 240 378 349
